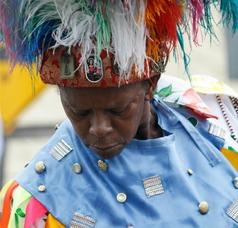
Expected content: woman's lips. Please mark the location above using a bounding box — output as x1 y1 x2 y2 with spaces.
93 144 120 150
90 144 124 159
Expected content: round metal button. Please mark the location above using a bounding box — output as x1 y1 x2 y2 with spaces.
72 163 82 174
35 161 46 174
198 201 209 214
233 177 238 189
54 123 60 131
187 168 194 176
116 193 127 203
97 160 108 172
38 185 46 192
127 225 134 228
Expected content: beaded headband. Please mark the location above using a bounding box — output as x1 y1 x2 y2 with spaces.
0 0 238 87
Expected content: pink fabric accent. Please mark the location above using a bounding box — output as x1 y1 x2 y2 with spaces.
182 88 218 119
24 197 48 228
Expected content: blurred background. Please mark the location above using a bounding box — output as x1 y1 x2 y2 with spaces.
1 13 238 188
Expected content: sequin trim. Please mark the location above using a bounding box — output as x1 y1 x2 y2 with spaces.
143 176 164 198
50 139 73 161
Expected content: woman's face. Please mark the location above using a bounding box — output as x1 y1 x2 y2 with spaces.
60 82 152 159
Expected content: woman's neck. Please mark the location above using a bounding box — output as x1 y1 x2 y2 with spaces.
135 108 163 140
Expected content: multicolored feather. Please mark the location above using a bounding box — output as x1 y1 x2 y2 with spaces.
0 0 238 77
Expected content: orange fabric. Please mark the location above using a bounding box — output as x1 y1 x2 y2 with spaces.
0 181 19 227
45 214 65 228
221 147 238 171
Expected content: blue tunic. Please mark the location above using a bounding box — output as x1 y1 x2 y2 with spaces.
16 99 238 227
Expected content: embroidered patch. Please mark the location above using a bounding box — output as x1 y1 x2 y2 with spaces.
85 55 103 83
50 139 73 161
70 212 96 228
208 123 226 140
60 52 75 80
226 198 238 223
143 176 164 198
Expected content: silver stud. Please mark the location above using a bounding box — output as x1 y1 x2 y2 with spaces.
127 225 134 228
35 161 46 174
97 160 108 172
198 201 209 214
116 192 127 203
187 168 194 176
38 185 46 192
54 123 60 131
233 177 238 189
72 163 82 174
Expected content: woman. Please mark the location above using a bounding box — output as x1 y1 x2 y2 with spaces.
1 1 238 227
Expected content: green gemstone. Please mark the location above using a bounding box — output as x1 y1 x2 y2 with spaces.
188 117 198 127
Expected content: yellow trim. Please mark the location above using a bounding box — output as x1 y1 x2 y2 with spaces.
45 214 65 228
221 147 238 171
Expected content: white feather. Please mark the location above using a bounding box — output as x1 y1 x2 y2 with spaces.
109 0 146 78
21 0 148 79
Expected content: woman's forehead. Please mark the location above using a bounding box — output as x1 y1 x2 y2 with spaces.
60 82 144 109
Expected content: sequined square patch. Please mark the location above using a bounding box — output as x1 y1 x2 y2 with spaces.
50 139 73 161
70 212 96 228
208 123 226 140
143 175 164 198
226 198 238 223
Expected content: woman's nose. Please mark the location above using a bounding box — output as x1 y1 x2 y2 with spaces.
89 111 113 137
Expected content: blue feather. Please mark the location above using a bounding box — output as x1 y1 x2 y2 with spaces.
220 0 238 32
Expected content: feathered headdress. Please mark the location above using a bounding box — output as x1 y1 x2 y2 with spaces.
0 0 238 87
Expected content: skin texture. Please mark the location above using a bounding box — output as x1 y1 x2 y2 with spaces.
59 77 162 159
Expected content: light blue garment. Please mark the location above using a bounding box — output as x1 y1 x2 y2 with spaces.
16 99 238 227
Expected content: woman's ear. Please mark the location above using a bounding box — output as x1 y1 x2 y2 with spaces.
145 74 161 100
